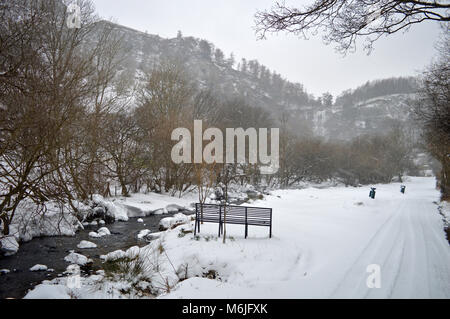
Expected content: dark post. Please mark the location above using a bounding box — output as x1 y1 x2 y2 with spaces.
269 208 272 238
194 203 198 236
197 204 201 234
218 205 222 237
245 207 248 239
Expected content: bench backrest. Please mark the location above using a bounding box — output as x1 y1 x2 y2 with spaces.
195 203 272 226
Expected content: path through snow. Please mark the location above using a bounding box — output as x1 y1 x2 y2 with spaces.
162 177 450 299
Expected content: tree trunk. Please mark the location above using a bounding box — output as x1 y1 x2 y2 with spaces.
441 155 450 201
119 176 129 197
223 184 228 244
1 214 9 236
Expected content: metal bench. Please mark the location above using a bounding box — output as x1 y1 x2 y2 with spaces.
194 203 272 238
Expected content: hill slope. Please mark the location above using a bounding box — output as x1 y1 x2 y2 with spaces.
106 21 420 140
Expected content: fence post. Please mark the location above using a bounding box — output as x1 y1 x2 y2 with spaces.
269 208 272 238
218 205 222 237
245 207 248 239
194 203 198 236
198 204 201 234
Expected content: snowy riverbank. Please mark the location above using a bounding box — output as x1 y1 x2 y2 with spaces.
0 191 198 257
22 177 450 299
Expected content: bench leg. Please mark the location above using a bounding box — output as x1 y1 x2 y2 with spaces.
269 226 272 238
245 224 248 239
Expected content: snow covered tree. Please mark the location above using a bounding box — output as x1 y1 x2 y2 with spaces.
214 48 225 65
226 52 236 69
199 40 212 60
322 92 333 107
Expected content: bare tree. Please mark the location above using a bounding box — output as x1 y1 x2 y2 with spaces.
0 0 123 235
135 60 196 195
415 29 450 198
255 0 450 53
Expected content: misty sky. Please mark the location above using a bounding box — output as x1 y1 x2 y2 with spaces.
91 0 443 98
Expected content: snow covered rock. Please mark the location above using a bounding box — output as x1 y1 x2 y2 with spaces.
137 229 151 240
89 227 111 238
153 208 168 215
30 264 48 272
126 246 140 259
0 236 19 256
77 240 97 249
92 194 129 222
0 269 11 275
159 213 190 231
103 249 126 262
98 227 111 236
89 231 101 238
166 204 184 213
64 252 92 266
137 218 144 223
137 229 161 241
103 246 139 261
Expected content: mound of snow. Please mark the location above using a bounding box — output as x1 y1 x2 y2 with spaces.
0 236 19 256
5 200 82 252
154 208 168 215
30 264 48 272
77 240 97 249
103 246 140 262
89 227 111 238
92 194 129 222
166 204 184 213
137 229 151 240
64 252 92 266
137 218 144 223
159 213 191 231
103 249 126 262
98 227 111 236
89 231 101 238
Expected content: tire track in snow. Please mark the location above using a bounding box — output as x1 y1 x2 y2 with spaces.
389 204 417 298
329 202 404 298
332 197 450 299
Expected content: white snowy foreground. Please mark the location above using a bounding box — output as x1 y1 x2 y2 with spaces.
25 177 450 299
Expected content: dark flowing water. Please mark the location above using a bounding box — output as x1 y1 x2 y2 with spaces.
0 213 180 299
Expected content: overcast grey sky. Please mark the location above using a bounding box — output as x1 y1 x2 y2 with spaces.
91 0 443 98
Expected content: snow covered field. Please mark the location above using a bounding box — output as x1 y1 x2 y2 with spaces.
24 177 450 299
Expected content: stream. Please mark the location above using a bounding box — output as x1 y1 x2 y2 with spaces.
0 212 181 299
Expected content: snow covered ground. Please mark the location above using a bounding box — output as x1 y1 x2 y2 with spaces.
24 177 450 299
112 192 197 218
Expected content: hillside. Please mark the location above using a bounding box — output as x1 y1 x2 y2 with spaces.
104 21 420 141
